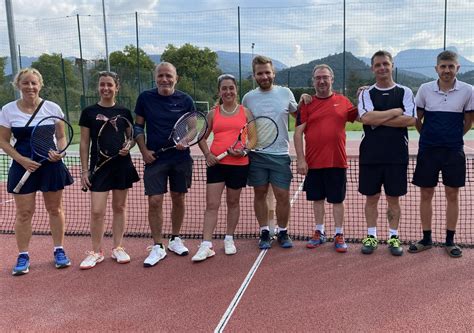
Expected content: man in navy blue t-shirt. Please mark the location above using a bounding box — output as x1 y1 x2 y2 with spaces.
135 62 196 267
409 50 473 258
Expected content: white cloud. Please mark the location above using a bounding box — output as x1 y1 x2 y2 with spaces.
0 0 473 64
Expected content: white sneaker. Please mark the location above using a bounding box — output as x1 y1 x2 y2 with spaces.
111 247 131 264
192 243 216 262
144 245 166 267
224 239 237 255
168 237 189 256
80 251 105 270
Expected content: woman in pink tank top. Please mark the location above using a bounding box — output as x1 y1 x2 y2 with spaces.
193 74 254 262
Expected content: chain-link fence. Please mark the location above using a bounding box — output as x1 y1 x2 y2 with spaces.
1 1 473 121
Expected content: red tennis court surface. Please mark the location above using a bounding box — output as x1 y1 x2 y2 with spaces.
0 235 472 331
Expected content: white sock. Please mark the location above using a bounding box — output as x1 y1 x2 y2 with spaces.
367 227 377 237
335 227 343 235
201 241 213 248
224 235 233 241
316 224 325 234
278 227 287 233
389 229 398 238
53 246 63 251
260 226 270 232
19 251 28 255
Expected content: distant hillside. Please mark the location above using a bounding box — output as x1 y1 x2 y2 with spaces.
216 51 287 78
140 52 288 78
274 52 430 92
359 56 436 80
457 70 474 85
394 47 474 78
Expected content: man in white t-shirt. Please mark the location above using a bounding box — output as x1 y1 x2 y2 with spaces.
242 55 298 249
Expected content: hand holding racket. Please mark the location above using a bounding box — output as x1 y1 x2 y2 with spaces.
216 116 278 161
13 116 74 194
155 111 208 155
82 114 133 192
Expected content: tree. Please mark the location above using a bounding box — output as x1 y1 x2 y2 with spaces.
0 57 6 85
32 53 82 117
109 45 155 71
160 43 221 103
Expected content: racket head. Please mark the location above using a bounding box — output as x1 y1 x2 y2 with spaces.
30 116 73 159
171 111 208 147
239 116 278 151
97 115 134 158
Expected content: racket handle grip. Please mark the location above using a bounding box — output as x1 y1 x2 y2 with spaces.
216 151 228 161
13 170 32 193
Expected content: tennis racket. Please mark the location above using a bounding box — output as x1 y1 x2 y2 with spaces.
157 111 208 153
216 116 279 160
13 116 74 193
82 114 133 192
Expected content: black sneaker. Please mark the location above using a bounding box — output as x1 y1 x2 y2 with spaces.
387 235 404 256
258 230 272 249
277 230 293 248
361 235 378 254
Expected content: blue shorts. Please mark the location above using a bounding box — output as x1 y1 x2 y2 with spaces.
412 147 465 188
304 168 347 203
143 159 193 196
247 153 292 190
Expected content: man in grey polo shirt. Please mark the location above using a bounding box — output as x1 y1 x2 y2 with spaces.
242 55 298 249
409 50 473 258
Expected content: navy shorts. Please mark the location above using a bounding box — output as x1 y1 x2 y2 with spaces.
303 168 347 204
143 159 193 195
207 164 249 189
412 148 465 188
359 164 408 197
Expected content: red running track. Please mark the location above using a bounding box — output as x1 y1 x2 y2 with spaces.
0 234 472 331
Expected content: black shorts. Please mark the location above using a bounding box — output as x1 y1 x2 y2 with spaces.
359 164 408 197
207 164 249 189
303 168 346 204
143 159 193 195
412 148 466 188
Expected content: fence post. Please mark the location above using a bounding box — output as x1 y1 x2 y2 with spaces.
77 14 86 97
136 12 141 94
342 0 346 95
60 54 70 122
238 6 242 101
443 0 447 50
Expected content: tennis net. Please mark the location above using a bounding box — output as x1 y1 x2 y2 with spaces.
0 153 472 247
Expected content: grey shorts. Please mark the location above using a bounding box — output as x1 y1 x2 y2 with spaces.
247 153 292 190
143 159 193 196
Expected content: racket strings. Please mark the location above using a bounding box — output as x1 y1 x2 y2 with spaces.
31 124 57 157
243 117 278 150
172 113 207 146
98 119 130 157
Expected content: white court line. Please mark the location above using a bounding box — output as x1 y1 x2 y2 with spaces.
214 179 306 333
0 199 14 205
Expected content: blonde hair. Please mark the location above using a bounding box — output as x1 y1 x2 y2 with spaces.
12 68 44 90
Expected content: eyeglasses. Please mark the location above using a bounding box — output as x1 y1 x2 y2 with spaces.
313 75 332 81
217 74 236 83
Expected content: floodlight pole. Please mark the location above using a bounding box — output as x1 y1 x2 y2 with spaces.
5 0 19 98
102 0 110 71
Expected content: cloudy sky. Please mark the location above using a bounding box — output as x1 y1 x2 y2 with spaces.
1 0 473 66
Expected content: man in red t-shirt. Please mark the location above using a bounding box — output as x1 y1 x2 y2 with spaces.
294 64 357 252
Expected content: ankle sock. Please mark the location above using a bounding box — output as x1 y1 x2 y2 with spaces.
446 229 455 246
421 230 432 245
